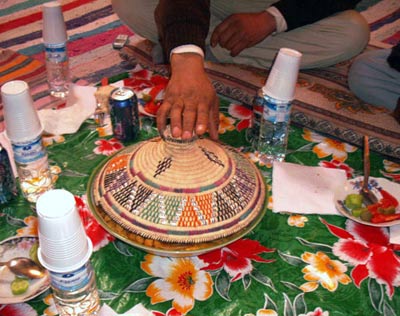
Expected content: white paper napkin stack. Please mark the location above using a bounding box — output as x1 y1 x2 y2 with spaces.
38 84 97 135
272 161 347 215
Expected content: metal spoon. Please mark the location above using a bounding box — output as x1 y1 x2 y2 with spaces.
360 136 378 206
0 257 46 279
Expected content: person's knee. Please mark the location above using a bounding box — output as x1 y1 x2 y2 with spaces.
112 0 158 41
340 10 370 57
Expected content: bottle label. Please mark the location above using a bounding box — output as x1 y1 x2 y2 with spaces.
262 97 291 123
12 136 46 164
45 43 68 63
50 263 92 292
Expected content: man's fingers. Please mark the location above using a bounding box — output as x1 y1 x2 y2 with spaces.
195 102 209 136
208 98 220 140
211 17 232 47
168 99 185 138
181 103 197 139
156 100 172 136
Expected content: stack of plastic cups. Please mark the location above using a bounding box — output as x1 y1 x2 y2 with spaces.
42 1 70 98
1 80 53 203
36 189 100 316
263 48 302 102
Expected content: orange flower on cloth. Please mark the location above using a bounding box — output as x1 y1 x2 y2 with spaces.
302 129 357 162
288 215 308 228
300 251 351 292
16 215 38 236
218 113 235 134
141 255 213 314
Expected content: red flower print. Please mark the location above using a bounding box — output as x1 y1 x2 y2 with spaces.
321 218 400 298
228 104 252 132
75 195 115 251
93 138 123 156
199 239 275 281
0 303 37 316
152 308 183 316
319 159 354 179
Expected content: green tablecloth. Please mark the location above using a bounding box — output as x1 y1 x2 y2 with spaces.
1 76 400 316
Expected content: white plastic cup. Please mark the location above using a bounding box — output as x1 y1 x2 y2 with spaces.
42 1 67 44
1 80 43 143
263 48 302 101
36 189 92 273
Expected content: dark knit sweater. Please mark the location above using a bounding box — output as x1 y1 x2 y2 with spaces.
155 0 361 61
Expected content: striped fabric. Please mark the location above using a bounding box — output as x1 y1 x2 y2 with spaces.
0 0 133 127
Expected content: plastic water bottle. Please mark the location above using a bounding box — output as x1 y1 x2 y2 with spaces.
257 94 291 162
255 48 302 164
43 1 70 98
49 261 100 316
45 42 70 98
1 80 53 203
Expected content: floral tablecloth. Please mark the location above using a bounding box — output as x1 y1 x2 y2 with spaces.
1 68 400 316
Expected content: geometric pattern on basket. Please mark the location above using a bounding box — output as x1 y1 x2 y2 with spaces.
92 136 266 244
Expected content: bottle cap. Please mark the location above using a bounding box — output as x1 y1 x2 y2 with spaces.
42 1 67 44
263 48 302 101
1 80 43 142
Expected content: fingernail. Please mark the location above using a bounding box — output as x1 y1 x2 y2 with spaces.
182 131 192 139
172 126 181 137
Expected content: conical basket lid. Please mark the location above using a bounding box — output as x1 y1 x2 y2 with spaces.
91 134 265 244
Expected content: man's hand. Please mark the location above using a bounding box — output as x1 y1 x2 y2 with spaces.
211 11 277 57
156 53 219 140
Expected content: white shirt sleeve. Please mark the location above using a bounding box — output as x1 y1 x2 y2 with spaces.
170 44 205 58
266 6 288 34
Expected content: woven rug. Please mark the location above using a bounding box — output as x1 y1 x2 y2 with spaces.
0 0 399 159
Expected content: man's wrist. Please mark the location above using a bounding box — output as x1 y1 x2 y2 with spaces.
266 6 288 35
170 44 205 59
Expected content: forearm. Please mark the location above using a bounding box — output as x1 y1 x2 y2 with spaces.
273 0 361 30
155 0 210 61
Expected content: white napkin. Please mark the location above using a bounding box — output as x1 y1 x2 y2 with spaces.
38 84 97 135
272 161 347 215
97 303 153 316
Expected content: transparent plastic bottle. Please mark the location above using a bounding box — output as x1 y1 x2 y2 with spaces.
49 261 100 316
246 89 266 150
45 42 70 98
11 131 53 203
257 94 291 163
250 48 301 164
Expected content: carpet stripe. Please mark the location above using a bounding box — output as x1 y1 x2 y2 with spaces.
1 5 116 50
0 0 99 32
369 8 400 31
16 20 127 58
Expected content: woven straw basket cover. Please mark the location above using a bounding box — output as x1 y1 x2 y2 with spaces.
92 135 265 244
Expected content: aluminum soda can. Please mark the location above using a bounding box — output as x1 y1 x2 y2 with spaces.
0 145 17 204
109 87 139 142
